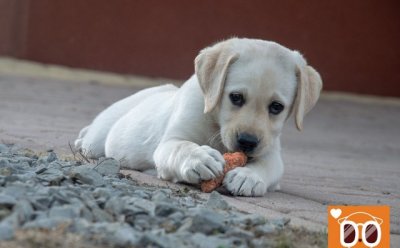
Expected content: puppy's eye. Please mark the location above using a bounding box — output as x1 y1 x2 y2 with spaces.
229 93 245 107
269 101 284 115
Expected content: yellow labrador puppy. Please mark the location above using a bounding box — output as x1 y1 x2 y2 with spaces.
75 38 322 196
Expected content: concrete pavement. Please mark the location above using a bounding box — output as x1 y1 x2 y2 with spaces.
1 60 399 245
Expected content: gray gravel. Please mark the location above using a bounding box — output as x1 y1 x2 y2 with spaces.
0 144 290 247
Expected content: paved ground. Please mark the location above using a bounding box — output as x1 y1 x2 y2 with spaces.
1 64 399 245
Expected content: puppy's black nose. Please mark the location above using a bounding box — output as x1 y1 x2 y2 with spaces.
237 133 259 152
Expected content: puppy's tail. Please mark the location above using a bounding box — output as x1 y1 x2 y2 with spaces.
74 125 90 150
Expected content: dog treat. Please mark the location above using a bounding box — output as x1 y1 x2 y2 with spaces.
201 152 247 193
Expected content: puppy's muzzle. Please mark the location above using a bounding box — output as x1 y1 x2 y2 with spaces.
237 133 259 153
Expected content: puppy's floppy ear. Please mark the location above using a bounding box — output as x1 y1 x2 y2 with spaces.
195 44 239 113
293 65 323 131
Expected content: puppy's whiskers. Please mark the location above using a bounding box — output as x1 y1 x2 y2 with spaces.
208 131 222 148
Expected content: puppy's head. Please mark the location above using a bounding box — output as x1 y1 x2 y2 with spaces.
195 38 322 157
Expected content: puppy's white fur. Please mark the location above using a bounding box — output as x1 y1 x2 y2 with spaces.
75 38 322 196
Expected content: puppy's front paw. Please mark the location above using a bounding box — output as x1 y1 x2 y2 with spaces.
223 167 267 196
181 145 225 184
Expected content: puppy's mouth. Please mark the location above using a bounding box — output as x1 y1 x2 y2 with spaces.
237 147 265 160
238 149 258 161
245 155 255 162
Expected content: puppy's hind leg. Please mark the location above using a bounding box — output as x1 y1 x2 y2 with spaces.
78 84 178 159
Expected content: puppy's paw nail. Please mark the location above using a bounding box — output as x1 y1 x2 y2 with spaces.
223 167 266 196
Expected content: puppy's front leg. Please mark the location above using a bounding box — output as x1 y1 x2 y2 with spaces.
154 140 225 184
223 151 284 196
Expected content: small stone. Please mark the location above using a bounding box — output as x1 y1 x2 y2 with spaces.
94 157 120 176
9 162 30 176
49 205 81 219
205 191 230 210
122 205 149 219
20 148 38 159
13 199 34 224
16 171 36 182
14 156 34 166
0 166 12 176
131 197 155 215
0 222 14 240
226 227 255 239
136 232 175 248
232 213 267 226
169 211 185 223
79 192 98 209
0 194 17 208
95 197 107 209
108 224 141 246
104 196 125 216
2 183 30 198
179 196 197 208
110 180 137 190
23 217 71 229
92 208 114 222
151 189 171 202
92 187 114 199
254 223 277 235
110 195 153 217
159 219 178 233
80 206 94 221
3 175 19 183
31 211 47 221
70 166 104 186
154 202 181 217
48 161 62 170
82 222 141 246
168 231 196 247
50 189 74 205
0 158 10 167
190 233 234 248
68 218 90 233
37 168 65 185
270 217 290 228
7 158 20 164
133 189 150 199
30 195 52 210
130 214 156 231
35 165 47 174
1 212 19 227
251 238 277 247
180 207 226 235
46 152 58 163
0 144 10 154
0 208 11 220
